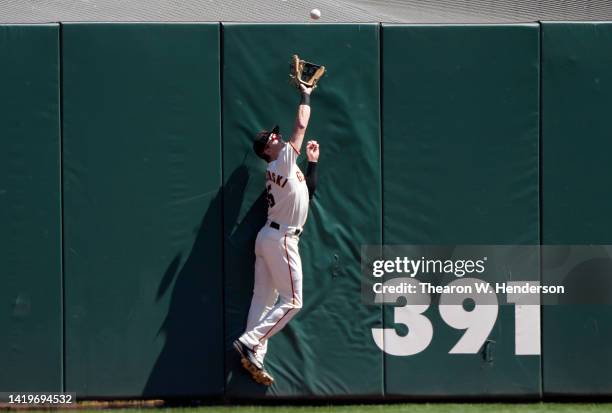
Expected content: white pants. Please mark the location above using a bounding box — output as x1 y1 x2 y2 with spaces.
239 225 303 363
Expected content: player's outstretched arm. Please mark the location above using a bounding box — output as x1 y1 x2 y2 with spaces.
290 84 313 153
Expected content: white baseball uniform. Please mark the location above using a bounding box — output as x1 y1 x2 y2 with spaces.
239 141 309 363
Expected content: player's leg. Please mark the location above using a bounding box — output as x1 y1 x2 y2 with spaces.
234 232 279 385
253 291 278 364
245 253 278 334
246 234 279 364
239 234 303 348
251 292 279 364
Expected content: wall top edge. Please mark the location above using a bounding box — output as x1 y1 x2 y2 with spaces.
0 23 59 27
3 20 612 27
382 22 540 28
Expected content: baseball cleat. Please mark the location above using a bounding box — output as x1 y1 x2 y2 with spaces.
240 358 268 385
233 339 264 380
257 367 274 386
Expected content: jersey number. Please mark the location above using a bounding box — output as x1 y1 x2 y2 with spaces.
266 184 276 208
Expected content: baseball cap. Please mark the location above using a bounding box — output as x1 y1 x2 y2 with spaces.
253 125 280 157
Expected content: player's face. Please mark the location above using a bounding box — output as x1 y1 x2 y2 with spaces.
264 133 283 160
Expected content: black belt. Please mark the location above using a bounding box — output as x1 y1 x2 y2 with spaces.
270 221 302 236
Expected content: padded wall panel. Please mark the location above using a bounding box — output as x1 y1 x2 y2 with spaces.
541 22 612 397
62 23 222 398
222 23 382 398
0 24 62 392
382 24 540 398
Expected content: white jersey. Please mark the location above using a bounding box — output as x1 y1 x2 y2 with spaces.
265 142 309 228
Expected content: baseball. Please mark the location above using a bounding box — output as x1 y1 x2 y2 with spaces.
310 8 321 19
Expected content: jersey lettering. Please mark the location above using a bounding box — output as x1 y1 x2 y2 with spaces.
267 170 288 188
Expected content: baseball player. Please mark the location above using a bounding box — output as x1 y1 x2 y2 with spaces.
233 84 319 385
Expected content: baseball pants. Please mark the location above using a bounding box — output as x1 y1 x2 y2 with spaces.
239 225 303 363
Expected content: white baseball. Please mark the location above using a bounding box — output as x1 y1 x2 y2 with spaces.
310 8 321 19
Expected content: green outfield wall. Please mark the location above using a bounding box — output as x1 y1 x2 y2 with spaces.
222 23 383 398
0 24 62 392
541 22 612 397
382 24 541 399
0 21 610 400
61 23 223 398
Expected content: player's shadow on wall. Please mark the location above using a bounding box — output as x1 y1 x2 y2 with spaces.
223 187 271 396
144 163 269 398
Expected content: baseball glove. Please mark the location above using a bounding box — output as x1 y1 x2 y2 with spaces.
289 54 326 89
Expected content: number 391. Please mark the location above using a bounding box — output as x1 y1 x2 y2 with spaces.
371 277 541 356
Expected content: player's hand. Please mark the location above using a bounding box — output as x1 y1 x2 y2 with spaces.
306 140 319 162
300 84 313 96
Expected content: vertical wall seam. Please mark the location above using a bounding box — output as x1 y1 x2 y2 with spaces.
58 22 66 393
378 22 385 399
537 20 545 400
219 21 227 403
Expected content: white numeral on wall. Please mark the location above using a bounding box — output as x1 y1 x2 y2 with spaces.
506 281 541 355
439 278 498 354
371 278 433 356
372 278 542 356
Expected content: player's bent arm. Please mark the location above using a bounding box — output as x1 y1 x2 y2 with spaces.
305 140 319 199
305 162 318 200
290 86 312 153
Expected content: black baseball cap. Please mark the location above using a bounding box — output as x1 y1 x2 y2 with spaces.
253 125 280 157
